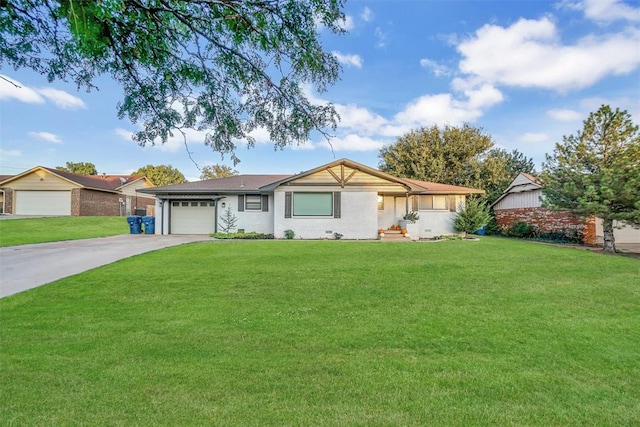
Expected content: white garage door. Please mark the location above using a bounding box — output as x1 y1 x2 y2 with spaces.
171 201 215 234
15 190 72 215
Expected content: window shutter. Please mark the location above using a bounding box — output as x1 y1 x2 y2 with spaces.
333 192 341 218
238 195 244 212
262 195 268 212
284 192 292 218
412 196 418 212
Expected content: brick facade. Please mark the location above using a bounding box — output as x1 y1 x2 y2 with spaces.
494 207 597 245
1 188 13 214
72 189 121 216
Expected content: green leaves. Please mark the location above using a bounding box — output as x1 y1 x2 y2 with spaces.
1 0 344 161
542 105 640 251
378 125 535 204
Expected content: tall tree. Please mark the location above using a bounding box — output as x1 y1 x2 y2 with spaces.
56 161 97 175
542 105 640 253
200 164 239 180
379 125 535 204
1 1 345 163
133 164 187 186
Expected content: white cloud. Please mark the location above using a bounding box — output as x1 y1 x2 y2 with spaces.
114 128 134 140
335 104 388 135
37 87 86 110
464 84 504 110
374 27 389 48
457 17 640 92
0 148 22 157
420 59 450 77
247 126 272 144
339 15 355 31
332 51 363 68
28 131 62 143
584 0 640 22
518 133 549 143
361 7 374 22
547 108 583 121
0 75 45 104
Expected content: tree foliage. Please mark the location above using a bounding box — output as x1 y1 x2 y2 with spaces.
378 124 535 204
133 164 186 186
542 105 640 252
200 164 239 180
1 0 345 163
56 161 97 175
453 198 492 236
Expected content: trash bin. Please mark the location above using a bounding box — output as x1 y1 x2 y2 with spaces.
126 216 142 234
142 216 155 234
474 225 487 235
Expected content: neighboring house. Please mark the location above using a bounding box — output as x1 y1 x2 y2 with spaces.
138 158 484 239
0 175 13 214
491 172 640 245
0 166 155 216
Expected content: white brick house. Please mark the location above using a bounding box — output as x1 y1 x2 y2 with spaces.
138 158 484 239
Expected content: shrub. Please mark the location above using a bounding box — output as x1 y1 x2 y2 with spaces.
284 229 295 240
453 198 491 235
333 232 343 240
505 222 536 238
403 211 420 223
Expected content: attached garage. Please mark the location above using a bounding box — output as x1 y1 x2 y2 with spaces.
15 190 72 215
170 201 216 234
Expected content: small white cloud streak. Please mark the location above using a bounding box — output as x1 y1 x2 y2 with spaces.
0 75 45 104
361 7 374 22
420 59 450 77
37 87 86 110
28 131 62 143
518 133 549 143
0 148 22 157
547 108 583 121
332 51 363 68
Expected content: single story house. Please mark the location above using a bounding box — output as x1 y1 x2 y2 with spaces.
0 166 155 216
491 172 640 245
138 158 484 239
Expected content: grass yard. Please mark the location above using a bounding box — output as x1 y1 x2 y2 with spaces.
2 238 639 425
0 216 129 246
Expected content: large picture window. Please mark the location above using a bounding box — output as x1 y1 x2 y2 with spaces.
293 192 333 216
419 195 448 210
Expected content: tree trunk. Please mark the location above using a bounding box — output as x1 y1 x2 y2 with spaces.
602 217 616 253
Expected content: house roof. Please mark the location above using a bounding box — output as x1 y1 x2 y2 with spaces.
403 178 485 195
139 174 292 195
0 166 149 193
0 175 14 182
490 172 542 208
139 158 486 196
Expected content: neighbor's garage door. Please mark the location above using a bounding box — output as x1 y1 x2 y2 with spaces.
171 201 215 234
15 190 72 215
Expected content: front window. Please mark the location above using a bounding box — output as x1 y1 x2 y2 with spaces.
419 195 448 210
377 195 384 210
245 194 262 210
293 192 333 216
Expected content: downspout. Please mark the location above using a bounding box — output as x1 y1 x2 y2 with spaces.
214 199 218 233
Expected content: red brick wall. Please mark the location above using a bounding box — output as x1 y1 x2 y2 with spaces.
73 188 121 216
494 207 597 245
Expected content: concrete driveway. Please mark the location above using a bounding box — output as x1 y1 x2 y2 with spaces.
0 234 212 298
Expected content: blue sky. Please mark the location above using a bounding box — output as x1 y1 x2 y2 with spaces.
1 0 639 181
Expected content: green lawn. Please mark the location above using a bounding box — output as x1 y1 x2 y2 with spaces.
2 239 639 425
0 216 129 246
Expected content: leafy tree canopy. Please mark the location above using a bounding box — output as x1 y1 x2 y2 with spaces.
56 161 97 175
133 164 186 186
200 164 239 180
542 105 640 252
2 0 345 163
378 124 535 204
